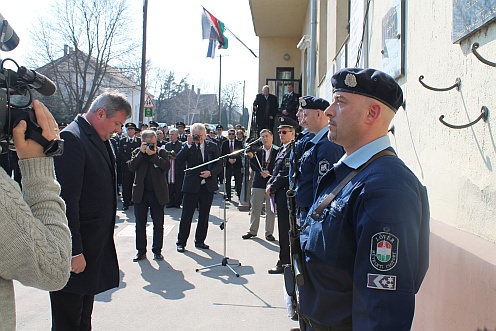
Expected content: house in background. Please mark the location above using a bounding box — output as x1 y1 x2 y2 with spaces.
36 45 150 126
250 0 496 329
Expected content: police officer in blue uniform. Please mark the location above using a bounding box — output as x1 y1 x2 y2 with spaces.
266 116 297 274
296 96 344 220
119 123 141 210
176 121 187 142
298 68 430 330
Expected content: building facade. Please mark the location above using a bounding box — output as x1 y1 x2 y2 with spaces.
250 0 496 329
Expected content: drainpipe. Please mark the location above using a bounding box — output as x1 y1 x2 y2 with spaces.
308 0 317 95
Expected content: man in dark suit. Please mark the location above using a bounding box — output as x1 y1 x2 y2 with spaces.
221 128 243 201
164 128 184 208
128 130 170 262
215 124 227 184
253 85 278 134
119 123 141 210
266 116 297 274
280 83 300 121
176 121 187 142
176 123 222 252
51 91 132 330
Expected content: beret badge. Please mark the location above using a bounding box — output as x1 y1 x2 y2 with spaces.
344 73 358 88
299 96 307 107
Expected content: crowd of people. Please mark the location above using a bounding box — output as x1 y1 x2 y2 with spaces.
1 68 430 331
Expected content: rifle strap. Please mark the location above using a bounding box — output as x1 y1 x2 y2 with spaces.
309 149 396 221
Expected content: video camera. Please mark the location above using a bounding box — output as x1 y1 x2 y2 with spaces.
0 12 63 156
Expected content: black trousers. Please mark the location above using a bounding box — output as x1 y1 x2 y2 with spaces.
134 190 164 254
275 189 290 266
168 172 184 207
50 291 95 331
225 166 242 199
122 171 134 206
177 185 214 246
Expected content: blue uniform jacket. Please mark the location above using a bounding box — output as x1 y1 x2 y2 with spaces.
296 127 344 208
299 147 430 330
289 130 315 188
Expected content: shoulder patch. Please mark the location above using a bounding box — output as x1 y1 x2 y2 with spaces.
318 160 330 175
370 232 399 271
367 273 397 290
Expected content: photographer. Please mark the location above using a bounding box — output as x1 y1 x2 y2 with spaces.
0 100 71 330
128 130 170 262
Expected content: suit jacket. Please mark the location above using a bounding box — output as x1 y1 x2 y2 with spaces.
54 115 119 295
253 93 278 130
249 145 278 189
128 148 170 206
177 140 222 193
280 92 301 120
163 140 184 175
221 139 244 169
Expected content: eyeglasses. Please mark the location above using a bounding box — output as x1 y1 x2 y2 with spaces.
278 130 289 135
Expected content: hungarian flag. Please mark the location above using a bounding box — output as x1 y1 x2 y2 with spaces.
202 8 228 58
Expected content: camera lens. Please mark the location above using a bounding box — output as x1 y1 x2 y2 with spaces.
147 142 154 150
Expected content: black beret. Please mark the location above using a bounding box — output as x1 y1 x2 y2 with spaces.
149 120 159 128
299 96 330 111
176 121 186 128
331 68 403 112
277 116 299 129
125 122 137 130
216 124 223 130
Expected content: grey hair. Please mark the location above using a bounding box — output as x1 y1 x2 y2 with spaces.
88 90 132 119
169 128 178 134
140 129 157 140
190 123 206 134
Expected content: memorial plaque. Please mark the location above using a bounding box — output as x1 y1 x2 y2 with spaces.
453 0 496 43
382 0 404 79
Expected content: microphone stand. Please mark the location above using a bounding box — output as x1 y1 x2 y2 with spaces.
192 138 261 277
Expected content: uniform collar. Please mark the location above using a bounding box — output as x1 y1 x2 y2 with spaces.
336 135 391 170
309 126 328 144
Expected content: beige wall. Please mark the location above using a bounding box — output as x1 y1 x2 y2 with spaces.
325 0 496 328
258 37 302 90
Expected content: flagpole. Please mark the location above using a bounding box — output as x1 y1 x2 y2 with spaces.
224 26 258 58
218 54 222 124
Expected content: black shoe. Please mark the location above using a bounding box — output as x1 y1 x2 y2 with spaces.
225 197 231 201
268 265 284 274
265 234 276 241
242 233 256 239
133 253 146 262
195 243 210 249
123 205 129 211
176 245 185 253
153 253 164 261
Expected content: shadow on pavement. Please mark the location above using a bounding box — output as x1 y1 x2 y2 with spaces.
137 259 195 300
95 269 126 302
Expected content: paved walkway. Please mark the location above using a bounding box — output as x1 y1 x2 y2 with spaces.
14 189 298 330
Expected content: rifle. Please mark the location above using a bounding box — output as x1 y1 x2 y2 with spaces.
284 139 306 330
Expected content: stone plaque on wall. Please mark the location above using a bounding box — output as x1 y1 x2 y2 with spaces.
453 0 496 43
381 0 404 79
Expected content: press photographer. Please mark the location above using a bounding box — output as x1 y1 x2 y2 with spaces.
128 129 170 262
0 12 71 330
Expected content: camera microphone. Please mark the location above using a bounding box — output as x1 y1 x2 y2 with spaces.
0 13 20 52
17 66 57 96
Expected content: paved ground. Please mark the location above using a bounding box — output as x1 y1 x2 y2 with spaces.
14 188 298 330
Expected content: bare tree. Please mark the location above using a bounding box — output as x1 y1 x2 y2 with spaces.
31 0 138 118
222 81 242 125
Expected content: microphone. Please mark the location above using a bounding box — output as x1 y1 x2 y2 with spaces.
0 13 20 52
17 66 57 96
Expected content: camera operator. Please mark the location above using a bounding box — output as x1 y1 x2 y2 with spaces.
128 130 170 262
0 100 71 331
